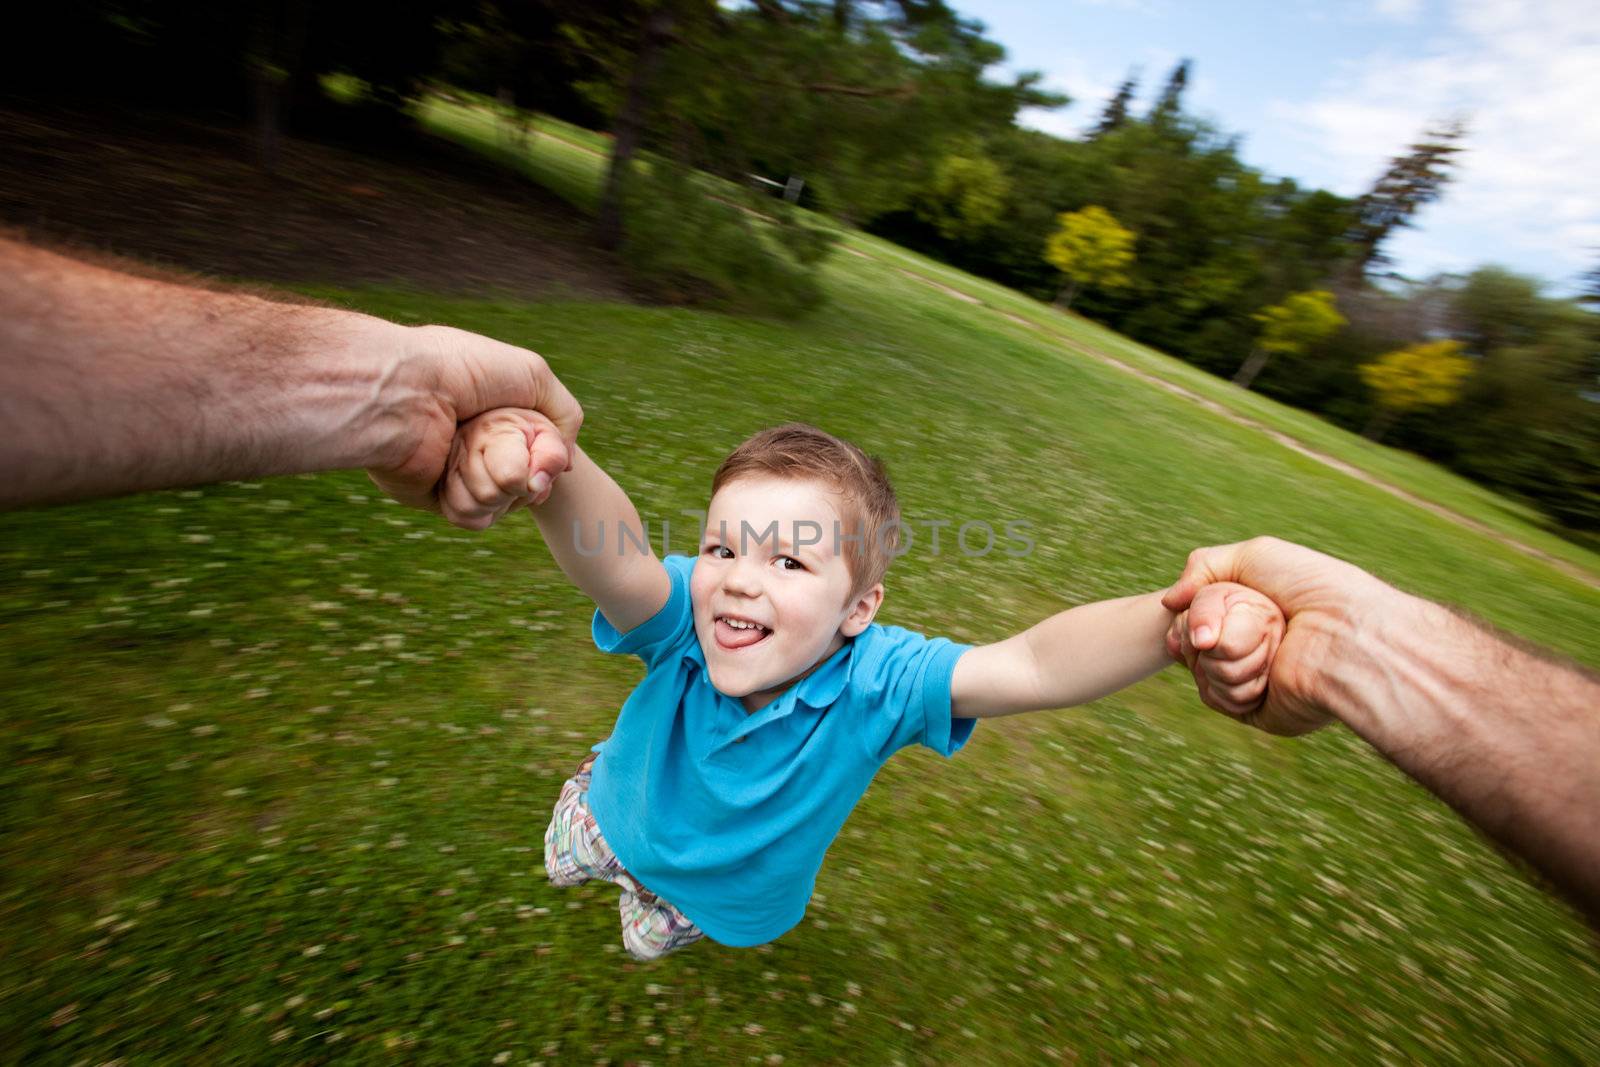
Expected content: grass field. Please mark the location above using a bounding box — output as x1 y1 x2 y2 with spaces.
3 100 1599 1065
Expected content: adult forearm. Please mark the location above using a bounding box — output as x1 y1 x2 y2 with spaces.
0 239 420 506
1329 592 1600 922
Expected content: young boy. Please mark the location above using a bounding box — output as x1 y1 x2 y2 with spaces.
443 414 1283 960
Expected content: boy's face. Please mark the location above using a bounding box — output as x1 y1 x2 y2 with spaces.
691 475 882 712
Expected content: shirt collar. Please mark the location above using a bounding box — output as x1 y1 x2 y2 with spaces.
682 632 855 714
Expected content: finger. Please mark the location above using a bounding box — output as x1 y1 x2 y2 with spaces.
1202 635 1270 686
482 428 537 500
453 444 510 509
439 468 494 530
1215 600 1279 661
525 426 572 501
1165 614 1185 661
1209 672 1268 709
1185 583 1232 651
444 330 585 450
1181 624 1204 674
1207 686 1264 720
439 438 499 528
1161 544 1245 612
531 367 583 457
1195 672 1256 721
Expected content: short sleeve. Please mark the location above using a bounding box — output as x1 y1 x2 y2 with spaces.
591 554 697 671
857 625 977 760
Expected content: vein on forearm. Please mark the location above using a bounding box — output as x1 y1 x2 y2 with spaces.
0 238 398 505
1339 595 1600 923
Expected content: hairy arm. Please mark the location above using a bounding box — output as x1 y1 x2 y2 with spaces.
0 238 579 514
950 592 1175 718
1166 536 1600 926
1320 593 1600 922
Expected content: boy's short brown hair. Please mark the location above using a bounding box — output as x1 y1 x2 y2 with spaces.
712 423 900 598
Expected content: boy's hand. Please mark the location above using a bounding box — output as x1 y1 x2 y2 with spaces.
1165 582 1284 720
439 408 570 530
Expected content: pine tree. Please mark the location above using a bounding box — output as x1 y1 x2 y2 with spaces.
1090 69 1138 139
1347 119 1468 280
1147 59 1190 125
1580 253 1600 306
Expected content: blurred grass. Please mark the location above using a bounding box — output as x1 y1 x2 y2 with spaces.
3 99 1600 1065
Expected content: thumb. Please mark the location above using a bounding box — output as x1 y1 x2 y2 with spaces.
1162 543 1247 612
424 326 585 453
1185 582 1232 652
525 423 573 502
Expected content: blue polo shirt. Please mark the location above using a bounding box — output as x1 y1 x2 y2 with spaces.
584 553 975 947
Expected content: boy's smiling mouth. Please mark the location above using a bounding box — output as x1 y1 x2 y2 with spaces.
714 613 771 650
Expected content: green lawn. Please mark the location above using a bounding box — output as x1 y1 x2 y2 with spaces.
3 104 1599 1065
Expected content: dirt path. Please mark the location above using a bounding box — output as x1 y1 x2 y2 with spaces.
867 254 1600 590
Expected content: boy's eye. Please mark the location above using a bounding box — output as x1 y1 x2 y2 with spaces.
775 556 805 572
705 545 733 559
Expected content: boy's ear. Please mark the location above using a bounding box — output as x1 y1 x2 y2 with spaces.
840 583 884 638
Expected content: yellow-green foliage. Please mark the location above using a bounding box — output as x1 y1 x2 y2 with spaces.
1252 289 1346 354
1360 339 1475 413
918 151 1012 240
1043 205 1136 293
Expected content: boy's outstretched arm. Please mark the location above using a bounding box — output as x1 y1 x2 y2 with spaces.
445 409 670 634
950 585 1280 719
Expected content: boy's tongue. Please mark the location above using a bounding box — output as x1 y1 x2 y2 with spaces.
717 618 768 649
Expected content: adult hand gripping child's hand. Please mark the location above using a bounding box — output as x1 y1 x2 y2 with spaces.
1164 582 1285 724
439 408 570 530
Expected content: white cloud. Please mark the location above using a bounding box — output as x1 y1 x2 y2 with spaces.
1272 0 1600 286
1372 0 1425 22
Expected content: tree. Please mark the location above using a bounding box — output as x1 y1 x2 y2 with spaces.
1233 290 1346 388
1090 69 1138 139
593 2 681 251
588 0 1059 244
1147 59 1190 126
1347 119 1468 280
1436 268 1600 528
915 148 1012 239
1043 205 1136 309
1580 253 1600 307
1359 339 1473 440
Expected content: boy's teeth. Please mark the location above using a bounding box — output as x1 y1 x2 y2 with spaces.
716 615 769 649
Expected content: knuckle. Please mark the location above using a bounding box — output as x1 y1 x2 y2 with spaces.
1212 661 1246 685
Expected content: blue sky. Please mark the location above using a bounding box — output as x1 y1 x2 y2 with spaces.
959 0 1600 293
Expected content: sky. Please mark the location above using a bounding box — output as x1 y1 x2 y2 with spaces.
958 0 1600 294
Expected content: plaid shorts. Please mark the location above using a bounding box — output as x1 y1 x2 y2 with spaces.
543 753 705 961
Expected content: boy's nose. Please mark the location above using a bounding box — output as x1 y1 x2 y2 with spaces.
722 560 763 597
